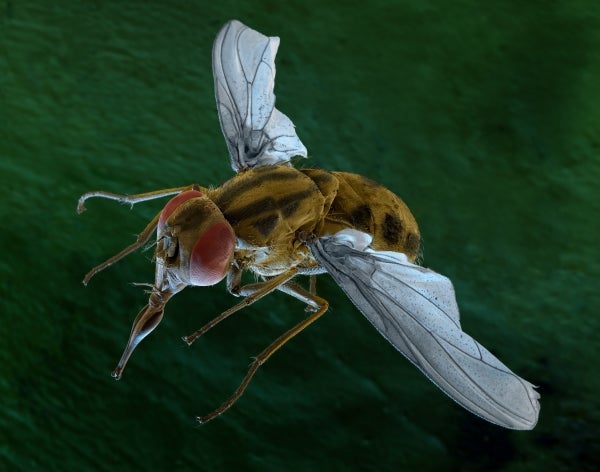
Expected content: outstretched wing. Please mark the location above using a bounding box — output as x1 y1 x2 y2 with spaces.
212 20 307 172
309 229 540 430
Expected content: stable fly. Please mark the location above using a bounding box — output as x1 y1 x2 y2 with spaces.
78 20 540 428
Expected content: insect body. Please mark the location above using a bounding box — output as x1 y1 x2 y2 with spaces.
78 20 540 429
209 165 420 275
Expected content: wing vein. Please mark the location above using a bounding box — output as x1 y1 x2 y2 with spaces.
309 230 540 429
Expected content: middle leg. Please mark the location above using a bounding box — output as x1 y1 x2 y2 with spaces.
197 285 329 423
182 268 299 345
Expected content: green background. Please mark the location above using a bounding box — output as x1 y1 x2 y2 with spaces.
1 1 599 470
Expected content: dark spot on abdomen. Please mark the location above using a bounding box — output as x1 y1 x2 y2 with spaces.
351 204 373 232
382 213 402 244
405 232 420 260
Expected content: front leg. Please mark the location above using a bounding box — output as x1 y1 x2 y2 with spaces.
77 184 203 213
226 261 243 296
82 211 161 285
226 256 277 298
78 184 206 284
182 268 299 345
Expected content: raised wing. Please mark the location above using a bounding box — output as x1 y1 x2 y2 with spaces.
212 20 307 172
309 229 540 430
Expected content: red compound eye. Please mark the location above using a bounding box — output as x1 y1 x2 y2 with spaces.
158 190 203 230
189 221 235 286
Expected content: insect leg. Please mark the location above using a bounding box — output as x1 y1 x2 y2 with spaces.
226 264 279 298
308 275 316 295
82 211 161 285
305 275 318 312
274 277 318 312
225 262 244 296
182 268 299 345
77 184 202 213
278 281 320 312
197 287 329 424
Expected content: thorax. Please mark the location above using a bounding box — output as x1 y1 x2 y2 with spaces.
206 166 328 275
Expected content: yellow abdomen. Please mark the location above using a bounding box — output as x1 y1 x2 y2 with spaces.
302 169 421 262
207 166 421 273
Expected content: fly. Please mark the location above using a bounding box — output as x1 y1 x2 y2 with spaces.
78 20 540 428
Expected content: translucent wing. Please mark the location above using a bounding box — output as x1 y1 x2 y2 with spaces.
212 20 307 172
309 229 540 430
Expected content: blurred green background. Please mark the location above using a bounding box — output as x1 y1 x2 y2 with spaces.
1 1 599 471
